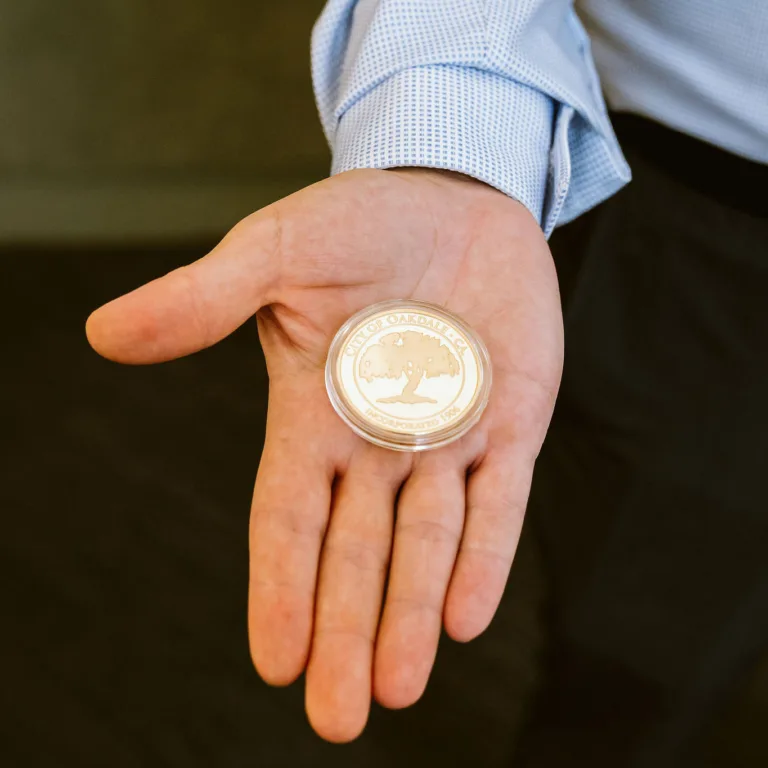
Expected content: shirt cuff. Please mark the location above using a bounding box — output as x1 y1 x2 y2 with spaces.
331 63 556 232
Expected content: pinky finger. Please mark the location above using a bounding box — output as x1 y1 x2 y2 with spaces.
443 447 534 642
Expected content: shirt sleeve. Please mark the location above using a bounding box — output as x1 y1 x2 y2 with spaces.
311 0 632 237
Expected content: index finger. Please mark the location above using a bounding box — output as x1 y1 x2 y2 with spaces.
248 382 339 686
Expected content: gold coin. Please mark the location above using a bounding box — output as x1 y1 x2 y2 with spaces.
325 300 492 451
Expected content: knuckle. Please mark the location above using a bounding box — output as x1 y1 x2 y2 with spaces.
175 265 212 347
257 502 327 545
325 536 387 576
313 625 374 645
386 594 442 620
398 517 462 547
462 542 512 567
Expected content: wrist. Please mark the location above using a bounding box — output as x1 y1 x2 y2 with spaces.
387 167 541 232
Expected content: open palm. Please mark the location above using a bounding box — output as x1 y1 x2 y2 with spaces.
87 168 563 742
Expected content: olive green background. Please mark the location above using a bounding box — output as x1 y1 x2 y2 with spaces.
0 0 330 242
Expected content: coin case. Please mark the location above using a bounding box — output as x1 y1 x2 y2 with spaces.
325 299 492 452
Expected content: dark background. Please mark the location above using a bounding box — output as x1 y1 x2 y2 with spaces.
0 1 329 243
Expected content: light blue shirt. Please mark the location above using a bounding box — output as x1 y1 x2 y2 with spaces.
312 1 768 237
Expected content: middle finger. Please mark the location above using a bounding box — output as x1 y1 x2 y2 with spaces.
373 448 468 709
305 445 410 742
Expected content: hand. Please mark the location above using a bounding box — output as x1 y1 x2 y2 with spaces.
86 168 563 742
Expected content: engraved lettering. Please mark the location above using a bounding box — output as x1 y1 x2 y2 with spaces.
441 406 461 421
365 408 439 431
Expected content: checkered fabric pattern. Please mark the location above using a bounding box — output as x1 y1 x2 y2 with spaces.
312 1 767 236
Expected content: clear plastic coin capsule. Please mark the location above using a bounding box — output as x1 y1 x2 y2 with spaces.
325 300 492 452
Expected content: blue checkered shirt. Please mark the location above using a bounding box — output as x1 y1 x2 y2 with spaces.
312 0 768 236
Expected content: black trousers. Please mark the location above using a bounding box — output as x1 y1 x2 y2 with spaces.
511 116 768 767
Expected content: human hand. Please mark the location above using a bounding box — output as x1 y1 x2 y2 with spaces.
86 168 563 742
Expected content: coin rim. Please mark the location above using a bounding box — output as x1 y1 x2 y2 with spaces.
325 299 492 452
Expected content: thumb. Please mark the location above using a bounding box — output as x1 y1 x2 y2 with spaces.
86 207 281 364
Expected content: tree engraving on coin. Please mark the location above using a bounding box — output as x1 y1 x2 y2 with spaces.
358 331 460 405
326 300 491 450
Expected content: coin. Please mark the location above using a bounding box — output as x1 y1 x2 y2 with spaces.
325 300 492 451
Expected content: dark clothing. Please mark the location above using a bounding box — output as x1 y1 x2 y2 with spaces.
514 114 768 767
